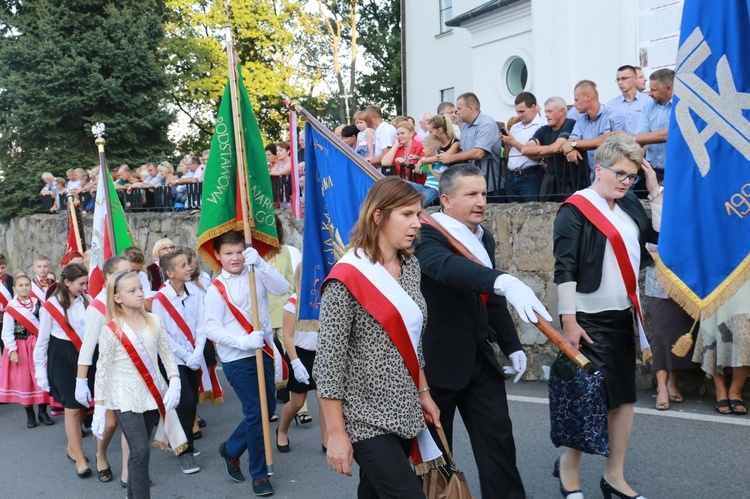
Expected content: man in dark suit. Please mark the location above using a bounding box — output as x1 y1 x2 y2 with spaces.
414 164 552 499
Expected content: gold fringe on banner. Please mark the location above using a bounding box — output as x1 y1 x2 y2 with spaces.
653 251 750 320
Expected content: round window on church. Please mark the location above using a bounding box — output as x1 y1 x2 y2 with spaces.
506 57 528 96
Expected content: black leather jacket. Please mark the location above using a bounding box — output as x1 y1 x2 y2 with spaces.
553 191 658 293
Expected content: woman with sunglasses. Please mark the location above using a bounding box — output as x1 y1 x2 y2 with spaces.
552 134 661 499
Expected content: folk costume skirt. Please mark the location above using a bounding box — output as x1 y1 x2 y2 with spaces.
48 336 94 409
576 309 636 410
0 335 51 405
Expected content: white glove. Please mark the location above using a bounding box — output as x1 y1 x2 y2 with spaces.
163 377 182 412
36 376 50 393
75 378 92 406
91 404 107 440
238 331 265 351
186 351 203 371
503 350 527 383
495 274 553 323
242 247 263 268
290 358 310 384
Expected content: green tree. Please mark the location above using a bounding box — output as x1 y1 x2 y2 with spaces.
164 0 318 152
355 0 401 117
0 0 174 220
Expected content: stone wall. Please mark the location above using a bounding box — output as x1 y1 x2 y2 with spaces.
0 205 706 392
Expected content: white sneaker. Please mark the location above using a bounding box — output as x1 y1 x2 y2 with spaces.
179 453 200 474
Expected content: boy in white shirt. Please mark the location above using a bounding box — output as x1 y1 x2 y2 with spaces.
152 248 206 475
203 231 288 496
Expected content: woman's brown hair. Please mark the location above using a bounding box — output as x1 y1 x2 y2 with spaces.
348 177 423 265
55 263 90 329
428 114 456 141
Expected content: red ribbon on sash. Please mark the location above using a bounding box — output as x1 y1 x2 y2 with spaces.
564 194 645 329
211 279 274 360
0 281 10 308
43 300 83 352
90 298 106 316
106 320 166 419
4 303 40 336
153 292 195 347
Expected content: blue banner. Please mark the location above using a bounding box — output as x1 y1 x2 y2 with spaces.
658 0 750 316
298 122 377 321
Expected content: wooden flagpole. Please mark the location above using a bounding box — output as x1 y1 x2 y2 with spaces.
224 2 274 474
286 100 591 371
66 194 83 253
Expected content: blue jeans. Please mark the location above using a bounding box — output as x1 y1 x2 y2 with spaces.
409 182 440 207
506 167 543 203
222 355 276 480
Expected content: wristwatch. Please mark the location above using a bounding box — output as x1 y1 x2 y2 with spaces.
570 140 578 149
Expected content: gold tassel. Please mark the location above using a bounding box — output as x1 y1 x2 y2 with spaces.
641 347 653 365
671 318 699 357
211 396 224 406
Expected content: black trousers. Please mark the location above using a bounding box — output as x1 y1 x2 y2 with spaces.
176 365 200 454
430 352 525 499
352 433 424 499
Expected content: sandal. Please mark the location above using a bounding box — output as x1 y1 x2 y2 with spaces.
715 399 732 415
655 400 670 411
668 393 684 403
296 412 313 425
729 399 748 415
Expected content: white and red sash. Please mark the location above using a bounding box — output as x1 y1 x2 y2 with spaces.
90 290 107 317
211 277 288 388
4 299 40 336
105 320 187 455
564 190 650 351
0 279 11 309
31 280 48 302
42 298 83 352
153 290 223 403
324 249 443 473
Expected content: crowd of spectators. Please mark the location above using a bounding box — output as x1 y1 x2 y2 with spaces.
39 153 208 213
41 64 673 212
324 64 672 205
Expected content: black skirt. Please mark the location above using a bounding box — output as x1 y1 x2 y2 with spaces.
577 309 636 410
646 296 699 372
286 347 317 394
48 336 93 409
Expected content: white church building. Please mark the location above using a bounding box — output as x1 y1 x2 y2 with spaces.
403 0 684 121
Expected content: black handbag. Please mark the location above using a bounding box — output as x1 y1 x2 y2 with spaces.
548 353 609 456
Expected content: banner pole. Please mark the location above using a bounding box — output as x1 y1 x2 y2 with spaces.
225 1 274 474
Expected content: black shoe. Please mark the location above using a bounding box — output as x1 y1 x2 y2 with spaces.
553 458 583 498
218 442 245 483
252 477 274 496
197 416 206 428
77 467 92 478
600 477 646 499
296 412 313 425
275 428 290 453
26 408 38 428
193 430 203 440
37 409 54 426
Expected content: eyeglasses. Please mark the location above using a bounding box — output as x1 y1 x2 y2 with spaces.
599 164 640 184
161 245 176 251
615 76 635 82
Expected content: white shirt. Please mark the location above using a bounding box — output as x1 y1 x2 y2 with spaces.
374 121 397 158
34 295 88 376
282 294 317 351
288 246 302 272
508 114 544 171
204 264 289 363
78 289 107 366
151 280 206 366
138 271 155 298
